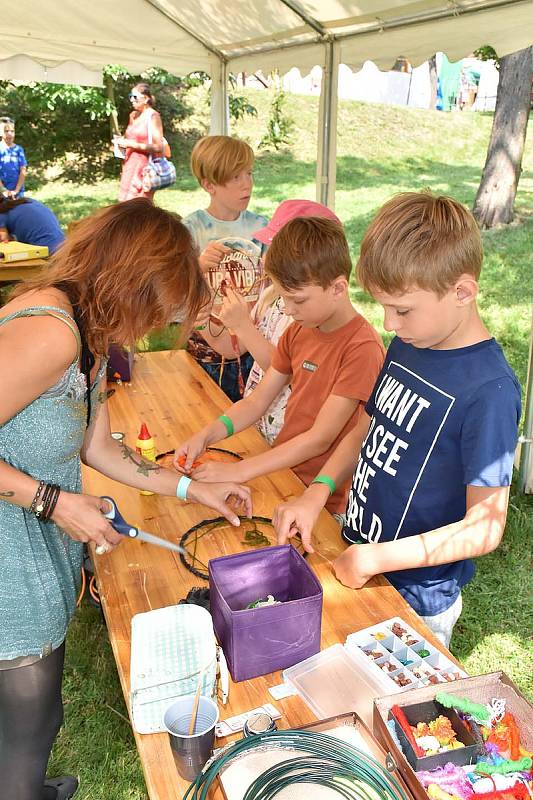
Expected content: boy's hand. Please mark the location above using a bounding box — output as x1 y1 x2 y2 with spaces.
174 431 211 473
333 543 378 589
218 286 252 334
273 484 329 553
187 481 252 526
191 460 245 484
199 242 230 273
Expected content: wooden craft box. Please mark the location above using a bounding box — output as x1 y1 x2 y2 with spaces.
373 671 533 800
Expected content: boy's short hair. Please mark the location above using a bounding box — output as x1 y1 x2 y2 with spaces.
265 216 352 290
357 191 483 297
190 135 254 186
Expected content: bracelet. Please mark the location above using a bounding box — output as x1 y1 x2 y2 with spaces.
218 414 234 438
34 483 61 521
311 474 337 495
29 480 46 514
45 485 61 521
176 475 192 500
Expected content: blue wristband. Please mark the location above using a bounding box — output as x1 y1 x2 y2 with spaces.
176 475 192 500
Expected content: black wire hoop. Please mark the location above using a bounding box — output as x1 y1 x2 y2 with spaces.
179 515 278 581
155 446 243 466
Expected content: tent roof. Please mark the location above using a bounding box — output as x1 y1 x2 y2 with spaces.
1 0 532 85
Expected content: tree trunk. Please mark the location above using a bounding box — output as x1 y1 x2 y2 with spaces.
105 75 120 137
428 55 438 110
473 46 532 228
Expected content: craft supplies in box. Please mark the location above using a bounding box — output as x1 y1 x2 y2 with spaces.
208 544 322 682
373 672 533 800
390 699 483 771
345 617 467 693
130 604 217 734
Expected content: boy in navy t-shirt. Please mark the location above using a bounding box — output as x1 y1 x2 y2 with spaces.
273 191 521 646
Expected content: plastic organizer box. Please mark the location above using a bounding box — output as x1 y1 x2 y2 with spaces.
345 617 467 693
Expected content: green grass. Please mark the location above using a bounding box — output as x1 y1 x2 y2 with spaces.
31 88 532 797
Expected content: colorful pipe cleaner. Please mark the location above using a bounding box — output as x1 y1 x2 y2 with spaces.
417 762 474 800
391 704 425 757
475 758 532 775
436 693 490 723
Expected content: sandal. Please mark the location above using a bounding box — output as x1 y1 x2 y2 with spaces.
43 775 79 800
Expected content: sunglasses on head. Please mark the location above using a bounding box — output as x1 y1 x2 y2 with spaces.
129 92 144 100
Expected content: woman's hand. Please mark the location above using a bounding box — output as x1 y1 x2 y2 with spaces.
187 481 252 526
218 287 252 335
114 136 133 149
51 491 123 553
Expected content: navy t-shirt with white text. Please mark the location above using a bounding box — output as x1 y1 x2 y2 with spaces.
342 337 521 616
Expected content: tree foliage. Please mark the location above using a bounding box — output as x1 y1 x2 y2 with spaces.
0 67 198 184
259 87 294 151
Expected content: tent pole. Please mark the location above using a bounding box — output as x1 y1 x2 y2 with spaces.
210 56 230 136
316 39 339 209
517 307 533 493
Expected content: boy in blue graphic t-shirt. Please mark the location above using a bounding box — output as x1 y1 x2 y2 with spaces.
273 191 521 647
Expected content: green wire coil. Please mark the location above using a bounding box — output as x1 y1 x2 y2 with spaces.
183 729 410 800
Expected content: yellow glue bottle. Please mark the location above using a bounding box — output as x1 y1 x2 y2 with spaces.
136 422 157 496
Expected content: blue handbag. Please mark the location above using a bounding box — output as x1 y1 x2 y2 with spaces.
142 155 176 190
142 112 176 191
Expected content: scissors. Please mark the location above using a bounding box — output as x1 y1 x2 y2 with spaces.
97 496 186 555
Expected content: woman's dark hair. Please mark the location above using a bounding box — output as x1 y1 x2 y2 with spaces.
135 83 154 107
0 197 29 212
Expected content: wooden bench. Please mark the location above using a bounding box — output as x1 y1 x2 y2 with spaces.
0 256 47 282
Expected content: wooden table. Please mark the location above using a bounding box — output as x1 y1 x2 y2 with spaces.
0 257 47 282
82 350 458 800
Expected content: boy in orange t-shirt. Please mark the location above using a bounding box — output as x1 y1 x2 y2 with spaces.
175 216 385 514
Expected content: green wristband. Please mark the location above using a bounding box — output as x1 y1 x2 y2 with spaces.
311 474 336 495
218 414 234 438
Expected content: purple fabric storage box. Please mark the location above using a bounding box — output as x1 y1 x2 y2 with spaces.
208 544 323 682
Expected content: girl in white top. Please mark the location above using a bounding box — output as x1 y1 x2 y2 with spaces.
218 199 342 445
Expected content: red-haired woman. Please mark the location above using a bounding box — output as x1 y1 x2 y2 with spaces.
116 83 163 202
0 198 251 800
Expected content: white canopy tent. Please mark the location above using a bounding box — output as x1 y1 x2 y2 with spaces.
1 0 532 488
2 0 533 206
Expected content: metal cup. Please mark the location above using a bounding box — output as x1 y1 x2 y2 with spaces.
163 696 219 781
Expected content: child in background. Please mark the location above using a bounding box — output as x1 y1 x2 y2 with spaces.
218 199 343 445
183 135 267 402
274 191 521 646
175 216 385 517
0 118 14 155
0 122 27 198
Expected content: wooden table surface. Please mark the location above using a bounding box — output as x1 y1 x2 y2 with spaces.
0 257 47 282
82 350 457 800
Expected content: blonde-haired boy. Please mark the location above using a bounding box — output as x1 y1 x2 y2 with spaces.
274 191 521 647
184 135 267 402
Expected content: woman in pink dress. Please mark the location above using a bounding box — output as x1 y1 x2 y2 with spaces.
116 83 164 202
